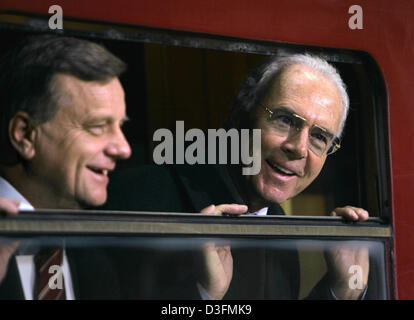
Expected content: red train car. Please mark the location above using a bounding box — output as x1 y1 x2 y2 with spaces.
0 0 412 300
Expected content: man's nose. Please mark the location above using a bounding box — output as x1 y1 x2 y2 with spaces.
105 129 132 160
281 128 308 159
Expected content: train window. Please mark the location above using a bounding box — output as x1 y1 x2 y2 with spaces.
0 12 392 300
0 212 391 300
0 20 389 219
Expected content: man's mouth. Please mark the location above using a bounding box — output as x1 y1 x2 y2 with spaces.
87 166 109 177
265 160 297 176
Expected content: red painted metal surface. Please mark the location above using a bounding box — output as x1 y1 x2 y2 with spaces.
1 0 413 299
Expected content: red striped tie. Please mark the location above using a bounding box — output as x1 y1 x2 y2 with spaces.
34 248 66 300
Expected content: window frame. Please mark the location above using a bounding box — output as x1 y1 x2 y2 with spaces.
0 12 394 298
0 14 391 221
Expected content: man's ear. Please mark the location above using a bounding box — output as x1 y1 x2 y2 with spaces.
8 111 38 160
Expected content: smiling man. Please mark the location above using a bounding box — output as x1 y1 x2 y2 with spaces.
0 35 131 299
104 54 371 300
231 59 346 212
20 74 130 209
209 55 370 299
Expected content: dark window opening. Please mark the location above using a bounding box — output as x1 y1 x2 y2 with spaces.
0 18 390 219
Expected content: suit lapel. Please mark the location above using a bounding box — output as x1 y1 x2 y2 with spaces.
173 164 285 216
267 203 285 215
67 247 121 299
66 250 81 299
171 164 297 299
0 256 25 300
173 164 244 212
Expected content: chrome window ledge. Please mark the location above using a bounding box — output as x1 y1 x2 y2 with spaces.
0 210 391 238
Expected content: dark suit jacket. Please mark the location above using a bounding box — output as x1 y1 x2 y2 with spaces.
103 164 300 299
0 247 121 300
104 164 384 299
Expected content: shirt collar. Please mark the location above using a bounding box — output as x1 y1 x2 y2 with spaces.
216 166 269 216
247 207 268 216
0 176 34 211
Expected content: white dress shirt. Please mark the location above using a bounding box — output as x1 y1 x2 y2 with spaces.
0 176 75 300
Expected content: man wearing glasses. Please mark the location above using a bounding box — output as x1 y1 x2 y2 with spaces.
226 55 345 215
105 54 372 300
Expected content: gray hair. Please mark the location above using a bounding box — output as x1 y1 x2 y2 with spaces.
226 54 349 138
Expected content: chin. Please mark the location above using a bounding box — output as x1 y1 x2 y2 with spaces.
252 186 286 206
265 193 289 205
81 192 107 208
253 181 291 206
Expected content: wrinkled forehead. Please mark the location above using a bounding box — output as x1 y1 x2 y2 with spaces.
267 64 340 100
52 73 126 119
263 64 343 133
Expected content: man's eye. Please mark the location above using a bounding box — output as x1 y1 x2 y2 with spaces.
311 132 328 144
87 124 107 135
274 115 293 127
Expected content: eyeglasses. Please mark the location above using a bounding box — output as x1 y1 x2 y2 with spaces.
261 105 341 156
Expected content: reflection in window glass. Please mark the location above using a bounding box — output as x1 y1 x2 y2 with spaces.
0 236 387 300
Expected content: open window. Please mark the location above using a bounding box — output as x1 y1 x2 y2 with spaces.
0 14 390 218
0 11 393 299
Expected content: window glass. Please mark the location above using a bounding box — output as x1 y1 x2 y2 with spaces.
0 234 388 300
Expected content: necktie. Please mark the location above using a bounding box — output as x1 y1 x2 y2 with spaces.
34 248 66 300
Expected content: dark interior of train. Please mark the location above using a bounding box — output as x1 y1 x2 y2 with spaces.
0 27 386 217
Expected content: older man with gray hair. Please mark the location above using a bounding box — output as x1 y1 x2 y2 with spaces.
224 54 349 211
198 54 370 300
104 53 371 300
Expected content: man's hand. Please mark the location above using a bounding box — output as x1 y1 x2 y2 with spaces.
325 206 369 300
0 197 20 216
196 204 247 300
0 197 20 283
331 206 369 221
201 204 248 216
